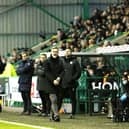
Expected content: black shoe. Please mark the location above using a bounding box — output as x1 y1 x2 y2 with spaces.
68 114 74 119
53 115 60 122
49 114 60 122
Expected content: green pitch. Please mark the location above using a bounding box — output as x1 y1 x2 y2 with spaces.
0 120 53 129
0 110 129 129
0 123 35 129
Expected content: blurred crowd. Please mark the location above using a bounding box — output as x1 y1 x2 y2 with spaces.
50 0 129 52
0 0 129 77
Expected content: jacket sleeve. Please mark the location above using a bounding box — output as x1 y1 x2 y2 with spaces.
17 60 34 75
35 63 45 76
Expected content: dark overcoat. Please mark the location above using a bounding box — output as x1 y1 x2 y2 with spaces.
35 60 50 92
61 56 81 88
44 56 64 94
16 59 34 92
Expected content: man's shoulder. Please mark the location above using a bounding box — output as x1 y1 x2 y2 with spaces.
59 57 64 61
27 58 34 63
46 57 51 62
70 56 78 63
28 59 34 64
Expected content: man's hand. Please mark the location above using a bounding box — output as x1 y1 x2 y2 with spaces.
53 80 59 86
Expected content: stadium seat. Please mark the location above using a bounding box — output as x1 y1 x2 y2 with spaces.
76 71 89 113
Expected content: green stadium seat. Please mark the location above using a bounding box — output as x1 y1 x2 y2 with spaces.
76 71 89 114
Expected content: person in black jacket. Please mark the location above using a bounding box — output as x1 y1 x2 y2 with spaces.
120 72 129 110
44 47 64 122
0 55 6 112
59 48 81 119
0 55 6 74
35 53 51 116
16 52 34 115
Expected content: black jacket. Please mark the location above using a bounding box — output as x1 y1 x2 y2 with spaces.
61 56 81 88
44 56 64 94
0 60 6 74
123 81 129 95
16 59 34 92
35 60 49 92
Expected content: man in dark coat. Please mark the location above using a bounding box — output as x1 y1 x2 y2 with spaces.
16 52 34 115
44 47 64 122
59 48 81 119
34 53 51 116
0 55 6 112
0 55 6 74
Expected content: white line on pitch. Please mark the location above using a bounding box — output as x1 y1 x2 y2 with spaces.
0 119 54 129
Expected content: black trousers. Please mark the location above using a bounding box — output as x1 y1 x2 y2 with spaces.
21 91 32 113
58 87 76 115
38 90 51 114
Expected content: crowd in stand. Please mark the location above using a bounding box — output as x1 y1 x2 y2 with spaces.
49 0 129 53
0 0 128 79
0 0 128 70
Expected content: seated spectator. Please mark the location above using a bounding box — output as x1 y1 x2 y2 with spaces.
57 28 67 41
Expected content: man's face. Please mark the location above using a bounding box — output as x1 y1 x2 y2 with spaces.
40 55 46 62
22 53 28 61
65 49 71 57
51 48 59 58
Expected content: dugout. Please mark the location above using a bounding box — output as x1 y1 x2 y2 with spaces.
75 52 129 115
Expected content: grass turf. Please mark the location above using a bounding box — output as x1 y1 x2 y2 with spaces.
0 119 53 129
0 122 37 129
0 110 129 129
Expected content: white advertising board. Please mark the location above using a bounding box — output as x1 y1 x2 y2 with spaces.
96 44 129 53
9 76 41 103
